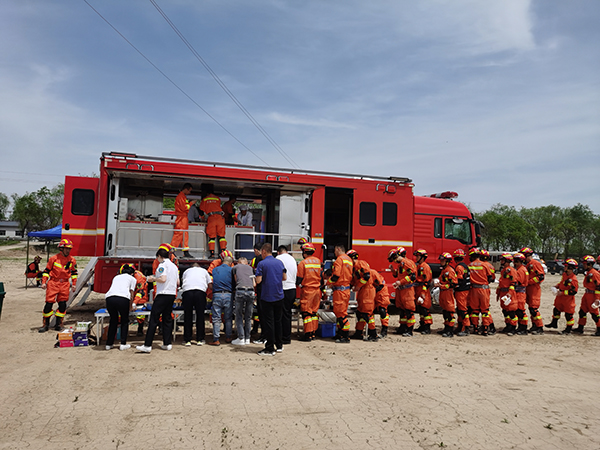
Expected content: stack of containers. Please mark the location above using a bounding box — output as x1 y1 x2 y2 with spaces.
73 322 91 347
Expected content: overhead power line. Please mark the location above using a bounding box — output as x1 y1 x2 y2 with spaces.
148 0 299 169
82 0 271 167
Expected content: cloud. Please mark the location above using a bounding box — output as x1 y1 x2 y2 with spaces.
268 112 354 129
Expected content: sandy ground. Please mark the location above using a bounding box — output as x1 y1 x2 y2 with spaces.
1 245 599 450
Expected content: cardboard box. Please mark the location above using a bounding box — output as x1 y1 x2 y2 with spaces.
59 340 74 348
73 331 88 341
57 331 73 341
317 322 336 338
73 339 89 347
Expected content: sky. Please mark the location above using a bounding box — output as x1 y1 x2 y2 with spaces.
1 0 599 214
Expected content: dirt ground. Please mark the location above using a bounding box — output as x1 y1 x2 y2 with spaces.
1 245 599 450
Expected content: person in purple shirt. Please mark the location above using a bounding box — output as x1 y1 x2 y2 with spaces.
255 243 287 356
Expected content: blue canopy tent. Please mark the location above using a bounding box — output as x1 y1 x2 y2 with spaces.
25 225 62 288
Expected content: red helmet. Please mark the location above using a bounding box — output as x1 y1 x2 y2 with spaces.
219 250 233 260
500 253 513 261
297 237 309 245
158 243 173 252
582 255 595 264
413 249 428 258
520 247 534 255
565 258 578 268
396 246 407 257
119 263 135 274
513 252 526 262
468 247 480 256
301 243 316 253
58 238 73 249
438 252 452 261
346 249 359 260
453 249 465 258
387 248 399 262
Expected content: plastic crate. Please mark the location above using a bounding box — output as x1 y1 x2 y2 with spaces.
317 322 336 338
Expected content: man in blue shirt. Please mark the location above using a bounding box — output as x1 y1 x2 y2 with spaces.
255 243 287 356
209 256 234 345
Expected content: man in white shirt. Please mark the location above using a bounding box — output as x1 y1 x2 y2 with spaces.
237 205 253 227
137 246 180 353
277 245 298 345
181 263 212 346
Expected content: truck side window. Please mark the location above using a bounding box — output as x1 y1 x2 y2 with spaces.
444 218 472 244
434 218 442 238
359 202 376 226
72 189 95 216
382 202 397 226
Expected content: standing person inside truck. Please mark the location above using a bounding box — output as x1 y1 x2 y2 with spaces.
546 258 579 334
347 249 378 341
136 246 179 353
237 204 253 227
390 247 417 337
574 255 600 335
199 184 227 259
327 244 353 343
104 264 136 351
468 248 495 336
296 243 321 341
222 195 237 226
452 249 471 336
39 239 77 333
413 249 433 335
520 247 545 334
436 253 457 338
170 183 196 259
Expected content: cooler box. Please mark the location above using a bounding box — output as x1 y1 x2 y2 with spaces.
317 322 336 338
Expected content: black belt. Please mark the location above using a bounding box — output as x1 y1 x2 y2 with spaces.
237 287 254 291
214 290 231 293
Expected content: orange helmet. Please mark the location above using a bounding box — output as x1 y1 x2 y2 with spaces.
565 258 578 268
582 255 595 264
119 263 135 274
301 243 316 253
158 243 173 252
438 252 452 261
500 253 513 262
346 249 359 260
396 246 407 257
58 238 73 249
513 252 526 262
297 237 309 245
388 248 399 262
219 250 233 260
520 247 533 255
453 249 465 258
413 249 428 258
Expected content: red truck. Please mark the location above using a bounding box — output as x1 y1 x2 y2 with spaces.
62 152 481 296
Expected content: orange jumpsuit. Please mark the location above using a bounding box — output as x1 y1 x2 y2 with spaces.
453 261 471 331
170 191 192 251
393 258 417 332
352 260 376 336
553 272 578 319
439 265 457 329
526 259 545 328
496 266 518 328
297 256 322 335
468 258 494 329
578 268 600 328
41 253 78 326
133 270 148 327
329 253 353 338
515 264 529 328
222 199 236 225
199 193 226 253
414 261 433 327
372 270 390 328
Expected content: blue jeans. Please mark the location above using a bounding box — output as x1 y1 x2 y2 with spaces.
235 289 255 340
211 292 233 340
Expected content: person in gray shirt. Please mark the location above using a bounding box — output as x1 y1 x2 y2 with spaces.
231 257 256 345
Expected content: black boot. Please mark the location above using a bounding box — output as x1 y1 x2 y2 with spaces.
183 251 194 258
560 325 573 335
480 325 489 336
402 326 413 337
573 324 585 334
545 318 559 329
379 326 388 338
468 324 477 335
420 323 431 335
529 325 543 335
441 325 453 338
350 330 364 340
299 332 312 342
516 323 528 335
595 327 600 336
414 322 425 333
395 324 406 335
136 322 144 336
505 324 516 336
456 327 469 337
54 317 63 331
488 323 496 335
209 251 215 259
367 328 379 341
38 317 50 333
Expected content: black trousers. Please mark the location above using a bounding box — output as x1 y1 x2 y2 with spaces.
106 295 130 346
260 298 283 352
182 289 207 342
144 294 175 346
281 288 296 343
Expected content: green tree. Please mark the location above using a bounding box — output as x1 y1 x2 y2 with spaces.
520 205 563 259
10 184 64 234
0 193 9 220
478 204 539 252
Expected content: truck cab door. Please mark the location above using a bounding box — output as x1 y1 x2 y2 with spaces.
62 176 99 257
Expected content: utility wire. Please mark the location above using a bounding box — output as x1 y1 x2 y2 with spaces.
82 0 271 167
149 0 300 169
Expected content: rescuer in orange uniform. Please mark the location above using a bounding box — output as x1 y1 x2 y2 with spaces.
347 250 378 341
170 183 196 258
496 253 518 335
436 253 458 338
132 265 149 336
372 268 390 338
512 253 529 335
413 249 433 335
39 239 78 332
327 244 353 343
222 195 237 225
574 255 600 335
546 258 579 334
520 247 545 334
296 243 321 341
390 247 417 336
199 185 227 258
468 248 495 336
452 249 471 335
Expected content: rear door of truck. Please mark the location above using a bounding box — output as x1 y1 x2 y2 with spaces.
62 176 99 257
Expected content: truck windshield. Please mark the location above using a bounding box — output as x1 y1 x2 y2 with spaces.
444 218 472 245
